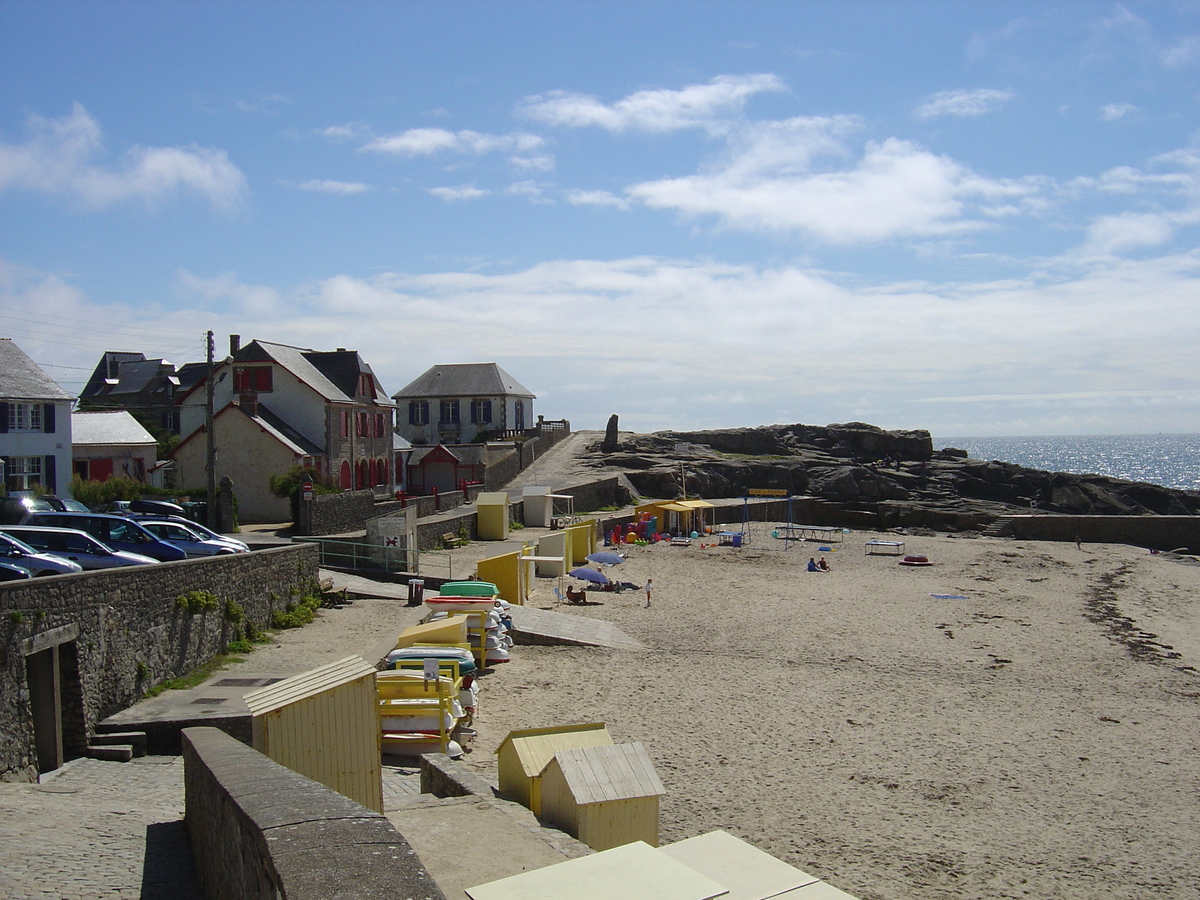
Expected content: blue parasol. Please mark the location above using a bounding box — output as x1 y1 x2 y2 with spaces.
586 552 625 566
569 567 611 585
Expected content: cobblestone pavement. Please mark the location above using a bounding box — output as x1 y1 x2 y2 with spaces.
0 756 201 900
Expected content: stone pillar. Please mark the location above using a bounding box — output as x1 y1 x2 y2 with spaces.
218 476 235 533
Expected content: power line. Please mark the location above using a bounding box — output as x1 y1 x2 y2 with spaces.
0 305 199 341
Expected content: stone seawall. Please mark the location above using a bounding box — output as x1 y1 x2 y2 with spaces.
0 544 319 781
183 727 444 900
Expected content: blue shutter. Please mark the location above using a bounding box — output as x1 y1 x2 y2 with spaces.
44 455 57 494
44 404 56 434
0 403 7 433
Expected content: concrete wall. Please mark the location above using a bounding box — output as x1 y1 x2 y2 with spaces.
999 514 1200 550
183 727 445 900
0 544 319 781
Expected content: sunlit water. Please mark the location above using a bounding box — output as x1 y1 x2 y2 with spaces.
933 434 1200 492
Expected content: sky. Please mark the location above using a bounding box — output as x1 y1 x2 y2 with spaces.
2 1 1199 438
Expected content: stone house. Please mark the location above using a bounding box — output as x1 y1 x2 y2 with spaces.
173 337 395 523
0 339 74 498
78 351 206 435
392 362 535 446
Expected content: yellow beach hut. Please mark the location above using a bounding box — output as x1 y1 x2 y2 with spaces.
538 741 666 851
495 722 612 814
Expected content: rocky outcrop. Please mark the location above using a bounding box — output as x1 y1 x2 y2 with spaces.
578 422 1200 532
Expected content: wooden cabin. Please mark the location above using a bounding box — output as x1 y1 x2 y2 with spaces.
538 742 665 851
495 722 612 814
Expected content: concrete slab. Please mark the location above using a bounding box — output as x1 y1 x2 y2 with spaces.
508 605 647 652
387 795 582 900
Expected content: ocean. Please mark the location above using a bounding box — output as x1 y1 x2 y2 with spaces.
933 434 1200 492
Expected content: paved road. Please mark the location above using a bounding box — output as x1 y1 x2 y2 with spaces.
0 756 201 900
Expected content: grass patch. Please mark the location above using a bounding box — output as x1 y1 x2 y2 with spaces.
142 653 244 698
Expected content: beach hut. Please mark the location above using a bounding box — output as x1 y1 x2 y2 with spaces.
476 491 510 540
244 655 382 813
495 722 612 814
538 741 665 851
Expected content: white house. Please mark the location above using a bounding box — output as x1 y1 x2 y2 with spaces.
0 339 75 498
392 363 535 445
71 410 158 485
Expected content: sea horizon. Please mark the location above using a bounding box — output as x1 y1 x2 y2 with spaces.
933 433 1200 492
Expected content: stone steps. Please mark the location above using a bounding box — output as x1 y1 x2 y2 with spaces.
88 730 148 759
86 743 134 762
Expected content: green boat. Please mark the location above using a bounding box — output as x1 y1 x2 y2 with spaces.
439 580 498 597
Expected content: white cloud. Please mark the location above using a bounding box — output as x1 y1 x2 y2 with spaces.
428 184 488 202
0 104 246 211
361 128 546 161
233 93 289 115
567 189 631 210
319 123 368 141
296 179 371 194
504 181 551 203
1083 212 1175 253
626 118 1040 244
520 73 786 134
1100 102 1138 121
1162 34 1200 68
914 89 1014 120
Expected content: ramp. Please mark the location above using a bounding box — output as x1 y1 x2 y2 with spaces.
507 606 647 651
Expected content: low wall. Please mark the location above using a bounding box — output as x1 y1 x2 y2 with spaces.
183 727 445 900
300 489 377 536
0 544 319 781
999 514 1200 550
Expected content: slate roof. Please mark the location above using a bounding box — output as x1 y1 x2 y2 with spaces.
0 339 74 402
233 341 394 407
71 411 156 446
81 351 146 397
392 363 534 400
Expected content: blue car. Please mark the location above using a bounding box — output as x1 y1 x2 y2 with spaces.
20 512 187 562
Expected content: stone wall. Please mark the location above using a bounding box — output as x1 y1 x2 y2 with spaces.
0 544 319 781
183 727 444 900
300 489 377 535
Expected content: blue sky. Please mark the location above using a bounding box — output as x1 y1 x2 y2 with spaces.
3 1 1199 437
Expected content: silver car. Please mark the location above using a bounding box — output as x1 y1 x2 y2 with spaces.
0 532 84 576
0 526 159 570
135 519 249 557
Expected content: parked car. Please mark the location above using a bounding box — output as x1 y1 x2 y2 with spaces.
0 532 85 576
0 526 160 570
134 519 249 557
0 560 33 581
0 495 54 525
43 496 92 513
19 512 187 562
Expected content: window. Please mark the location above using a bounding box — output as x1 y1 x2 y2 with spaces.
470 400 492 424
233 367 273 392
8 403 44 432
409 401 429 426
161 409 180 432
358 373 377 400
374 412 385 437
440 400 460 425
340 410 350 438
5 456 42 492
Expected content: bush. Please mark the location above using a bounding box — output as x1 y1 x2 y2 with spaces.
176 590 220 615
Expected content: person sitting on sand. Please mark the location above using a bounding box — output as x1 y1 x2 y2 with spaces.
566 586 586 603
817 556 831 572
807 557 819 572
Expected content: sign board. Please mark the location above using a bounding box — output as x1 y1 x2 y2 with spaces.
748 488 789 497
301 480 314 501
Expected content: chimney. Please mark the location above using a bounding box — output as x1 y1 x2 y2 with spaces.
230 334 241 355
239 392 258 417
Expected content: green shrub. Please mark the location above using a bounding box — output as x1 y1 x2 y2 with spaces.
224 600 245 623
176 590 220 615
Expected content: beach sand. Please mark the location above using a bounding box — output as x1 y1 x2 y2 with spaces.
447 525 1200 900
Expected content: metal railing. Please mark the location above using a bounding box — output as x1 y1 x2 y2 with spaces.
295 537 415 574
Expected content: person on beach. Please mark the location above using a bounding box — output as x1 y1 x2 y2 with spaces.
645 577 653 608
817 557 831 572
807 557 819 572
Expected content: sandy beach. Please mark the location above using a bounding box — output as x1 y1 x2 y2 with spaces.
443 524 1200 900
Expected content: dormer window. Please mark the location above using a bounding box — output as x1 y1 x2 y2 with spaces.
233 366 272 392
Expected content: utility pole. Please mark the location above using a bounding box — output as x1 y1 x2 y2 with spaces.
205 330 216 528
